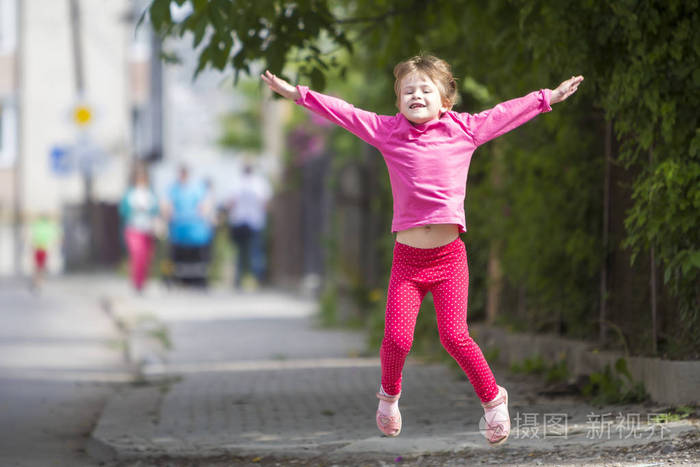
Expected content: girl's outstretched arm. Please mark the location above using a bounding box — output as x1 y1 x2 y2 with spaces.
260 70 394 148
459 75 584 146
550 75 584 104
261 70 300 100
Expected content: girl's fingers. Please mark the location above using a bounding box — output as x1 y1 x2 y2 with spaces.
262 70 277 85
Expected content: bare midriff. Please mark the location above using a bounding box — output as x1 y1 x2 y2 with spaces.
395 223 460 249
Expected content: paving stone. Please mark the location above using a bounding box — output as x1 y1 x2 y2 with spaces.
89 283 700 463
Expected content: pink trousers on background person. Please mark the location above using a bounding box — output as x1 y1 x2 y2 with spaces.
380 237 499 403
124 228 155 291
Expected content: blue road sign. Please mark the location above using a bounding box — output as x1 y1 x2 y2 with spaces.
50 145 73 175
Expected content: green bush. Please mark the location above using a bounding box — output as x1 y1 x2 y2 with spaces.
510 354 547 375
582 358 648 406
510 353 570 384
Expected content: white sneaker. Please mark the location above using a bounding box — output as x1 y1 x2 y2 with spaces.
480 385 510 445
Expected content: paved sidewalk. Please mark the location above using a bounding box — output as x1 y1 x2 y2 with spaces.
89 281 699 465
0 275 131 467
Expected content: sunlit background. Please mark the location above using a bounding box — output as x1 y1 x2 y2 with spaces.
0 1 698 465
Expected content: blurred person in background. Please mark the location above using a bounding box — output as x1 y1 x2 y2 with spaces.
119 164 160 293
226 163 272 289
162 165 213 288
201 177 218 263
29 213 60 292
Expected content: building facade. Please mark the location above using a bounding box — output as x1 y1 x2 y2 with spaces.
0 0 160 275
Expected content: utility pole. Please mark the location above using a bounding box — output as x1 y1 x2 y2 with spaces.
13 0 24 277
68 0 95 265
149 30 163 162
69 0 84 93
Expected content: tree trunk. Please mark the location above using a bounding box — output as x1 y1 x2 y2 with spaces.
486 143 504 325
649 148 657 356
599 120 612 345
487 241 503 325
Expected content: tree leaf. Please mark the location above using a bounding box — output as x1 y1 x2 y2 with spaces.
310 67 326 91
149 0 172 32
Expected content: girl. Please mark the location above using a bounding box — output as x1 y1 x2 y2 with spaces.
119 164 160 292
262 55 582 445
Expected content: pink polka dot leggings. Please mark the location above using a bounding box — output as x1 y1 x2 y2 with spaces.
380 237 499 403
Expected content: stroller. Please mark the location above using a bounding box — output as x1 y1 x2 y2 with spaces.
162 242 210 288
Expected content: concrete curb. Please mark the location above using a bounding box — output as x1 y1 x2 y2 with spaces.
86 386 700 463
99 295 171 379
471 324 700 406
87 384 167 462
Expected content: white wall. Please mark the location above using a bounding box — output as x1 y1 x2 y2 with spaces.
0 0 136 275
21 0 131 217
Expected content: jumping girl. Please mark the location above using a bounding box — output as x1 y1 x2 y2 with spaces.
262 55 582 445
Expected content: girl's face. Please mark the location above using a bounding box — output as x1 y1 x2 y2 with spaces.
398 72 449 125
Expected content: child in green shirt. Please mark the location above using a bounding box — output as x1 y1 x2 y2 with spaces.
30 214 60 290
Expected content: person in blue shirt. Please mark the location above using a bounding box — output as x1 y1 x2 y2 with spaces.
162 164 214 287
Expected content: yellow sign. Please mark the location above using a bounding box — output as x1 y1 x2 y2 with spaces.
73 105 92 126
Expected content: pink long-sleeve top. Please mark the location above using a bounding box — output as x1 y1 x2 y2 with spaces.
295 85 552 233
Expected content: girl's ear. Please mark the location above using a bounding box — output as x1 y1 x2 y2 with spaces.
441 93 452 110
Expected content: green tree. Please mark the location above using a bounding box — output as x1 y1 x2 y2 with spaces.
145 0 699 357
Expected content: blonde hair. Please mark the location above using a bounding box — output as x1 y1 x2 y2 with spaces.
393 55 458 110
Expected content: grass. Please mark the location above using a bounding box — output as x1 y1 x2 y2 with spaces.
649 406 695 424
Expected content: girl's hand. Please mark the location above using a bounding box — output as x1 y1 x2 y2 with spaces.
551 75 584 104
261 70 300 100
